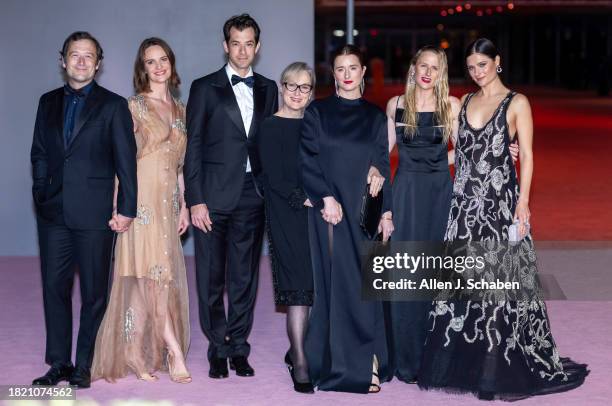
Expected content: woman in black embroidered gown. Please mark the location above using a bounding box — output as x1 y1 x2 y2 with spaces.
301 45 394 394
384 46 459 384
258 62 315 393
418 38 588 400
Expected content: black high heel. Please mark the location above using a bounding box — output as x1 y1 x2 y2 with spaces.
284 351 314 394
369 372 381 393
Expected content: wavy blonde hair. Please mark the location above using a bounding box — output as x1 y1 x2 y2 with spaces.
402 46 452 144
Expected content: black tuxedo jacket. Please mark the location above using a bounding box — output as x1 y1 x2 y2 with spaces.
31 81 137 229
184 66 278 212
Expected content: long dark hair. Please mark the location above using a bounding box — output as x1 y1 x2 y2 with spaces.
465 38 499 61
133 37 181 94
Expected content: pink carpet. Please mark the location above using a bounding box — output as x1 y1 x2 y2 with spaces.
0 255 610 405
1 89 610 405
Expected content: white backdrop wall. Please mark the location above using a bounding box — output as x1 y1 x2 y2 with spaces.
0 0 314 255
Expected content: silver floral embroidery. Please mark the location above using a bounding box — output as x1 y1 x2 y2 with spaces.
172 118 186 133
449 316 464 331
476 160 490 175
131 95 148 119
490 168 504 192
453 160 471 195
172 183 180 216
491 132 505 157
136 205 152 225
124 307 135 343
432 92 572 383
499 200 512 220
149 265 164 285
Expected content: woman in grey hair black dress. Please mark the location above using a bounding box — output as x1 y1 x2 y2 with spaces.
258 62 315 393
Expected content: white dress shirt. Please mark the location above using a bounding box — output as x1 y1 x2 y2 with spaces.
225 64 254 173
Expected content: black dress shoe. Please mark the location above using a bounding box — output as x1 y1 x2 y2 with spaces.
284 351 314 394
209 358 229 379
69 366 91 389
229 356 254 377
32 364 74 386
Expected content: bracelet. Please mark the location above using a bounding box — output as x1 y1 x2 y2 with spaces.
381 216 392 221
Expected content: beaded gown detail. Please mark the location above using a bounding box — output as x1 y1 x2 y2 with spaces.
91 95 189 381
417 92 588 400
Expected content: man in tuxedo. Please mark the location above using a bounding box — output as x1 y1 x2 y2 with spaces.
185 14 278 379
30 31 137 388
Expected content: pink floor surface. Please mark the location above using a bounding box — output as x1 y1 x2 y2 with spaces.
0 255 610 406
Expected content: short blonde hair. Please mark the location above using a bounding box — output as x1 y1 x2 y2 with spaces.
280 62 316 89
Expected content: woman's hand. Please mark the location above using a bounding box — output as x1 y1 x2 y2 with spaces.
178 206 190 235
377 212 394 242
514 199 530 239
321 196 343 225
367 166 385 197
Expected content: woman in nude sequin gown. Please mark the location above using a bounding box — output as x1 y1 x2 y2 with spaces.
91 38 191 384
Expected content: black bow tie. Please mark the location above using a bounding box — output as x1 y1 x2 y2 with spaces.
231 74 255 88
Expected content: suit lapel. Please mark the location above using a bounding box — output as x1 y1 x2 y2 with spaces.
53 90 66 153
68 82 102 148
212 68 247 137
248 76 267 138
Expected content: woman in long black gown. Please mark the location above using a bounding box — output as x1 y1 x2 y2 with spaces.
418 38 589 400
300 45 394 394
258 62 315 394
384 46 459 384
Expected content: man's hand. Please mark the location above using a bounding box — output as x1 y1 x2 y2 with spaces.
109 213 133 233
190 203 212 233
509 141 519 163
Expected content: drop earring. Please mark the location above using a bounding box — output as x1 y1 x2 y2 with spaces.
496 65 503 73
407 67 416 85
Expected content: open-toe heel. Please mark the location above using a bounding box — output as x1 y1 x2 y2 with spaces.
369 371 381 393
137 372 158 382
167 349 192 384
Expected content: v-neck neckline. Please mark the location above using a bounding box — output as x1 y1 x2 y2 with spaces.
464 91 511 131
142 94 177 129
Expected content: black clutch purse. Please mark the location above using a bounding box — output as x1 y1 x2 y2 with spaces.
360 184 384 240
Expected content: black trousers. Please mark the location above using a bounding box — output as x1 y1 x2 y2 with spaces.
37 218 114 368
193 176 265 361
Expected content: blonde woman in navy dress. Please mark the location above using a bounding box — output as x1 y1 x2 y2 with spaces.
384 46 459 384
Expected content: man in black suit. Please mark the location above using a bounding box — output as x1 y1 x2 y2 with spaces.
185 14 278 379
30 32 137 388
